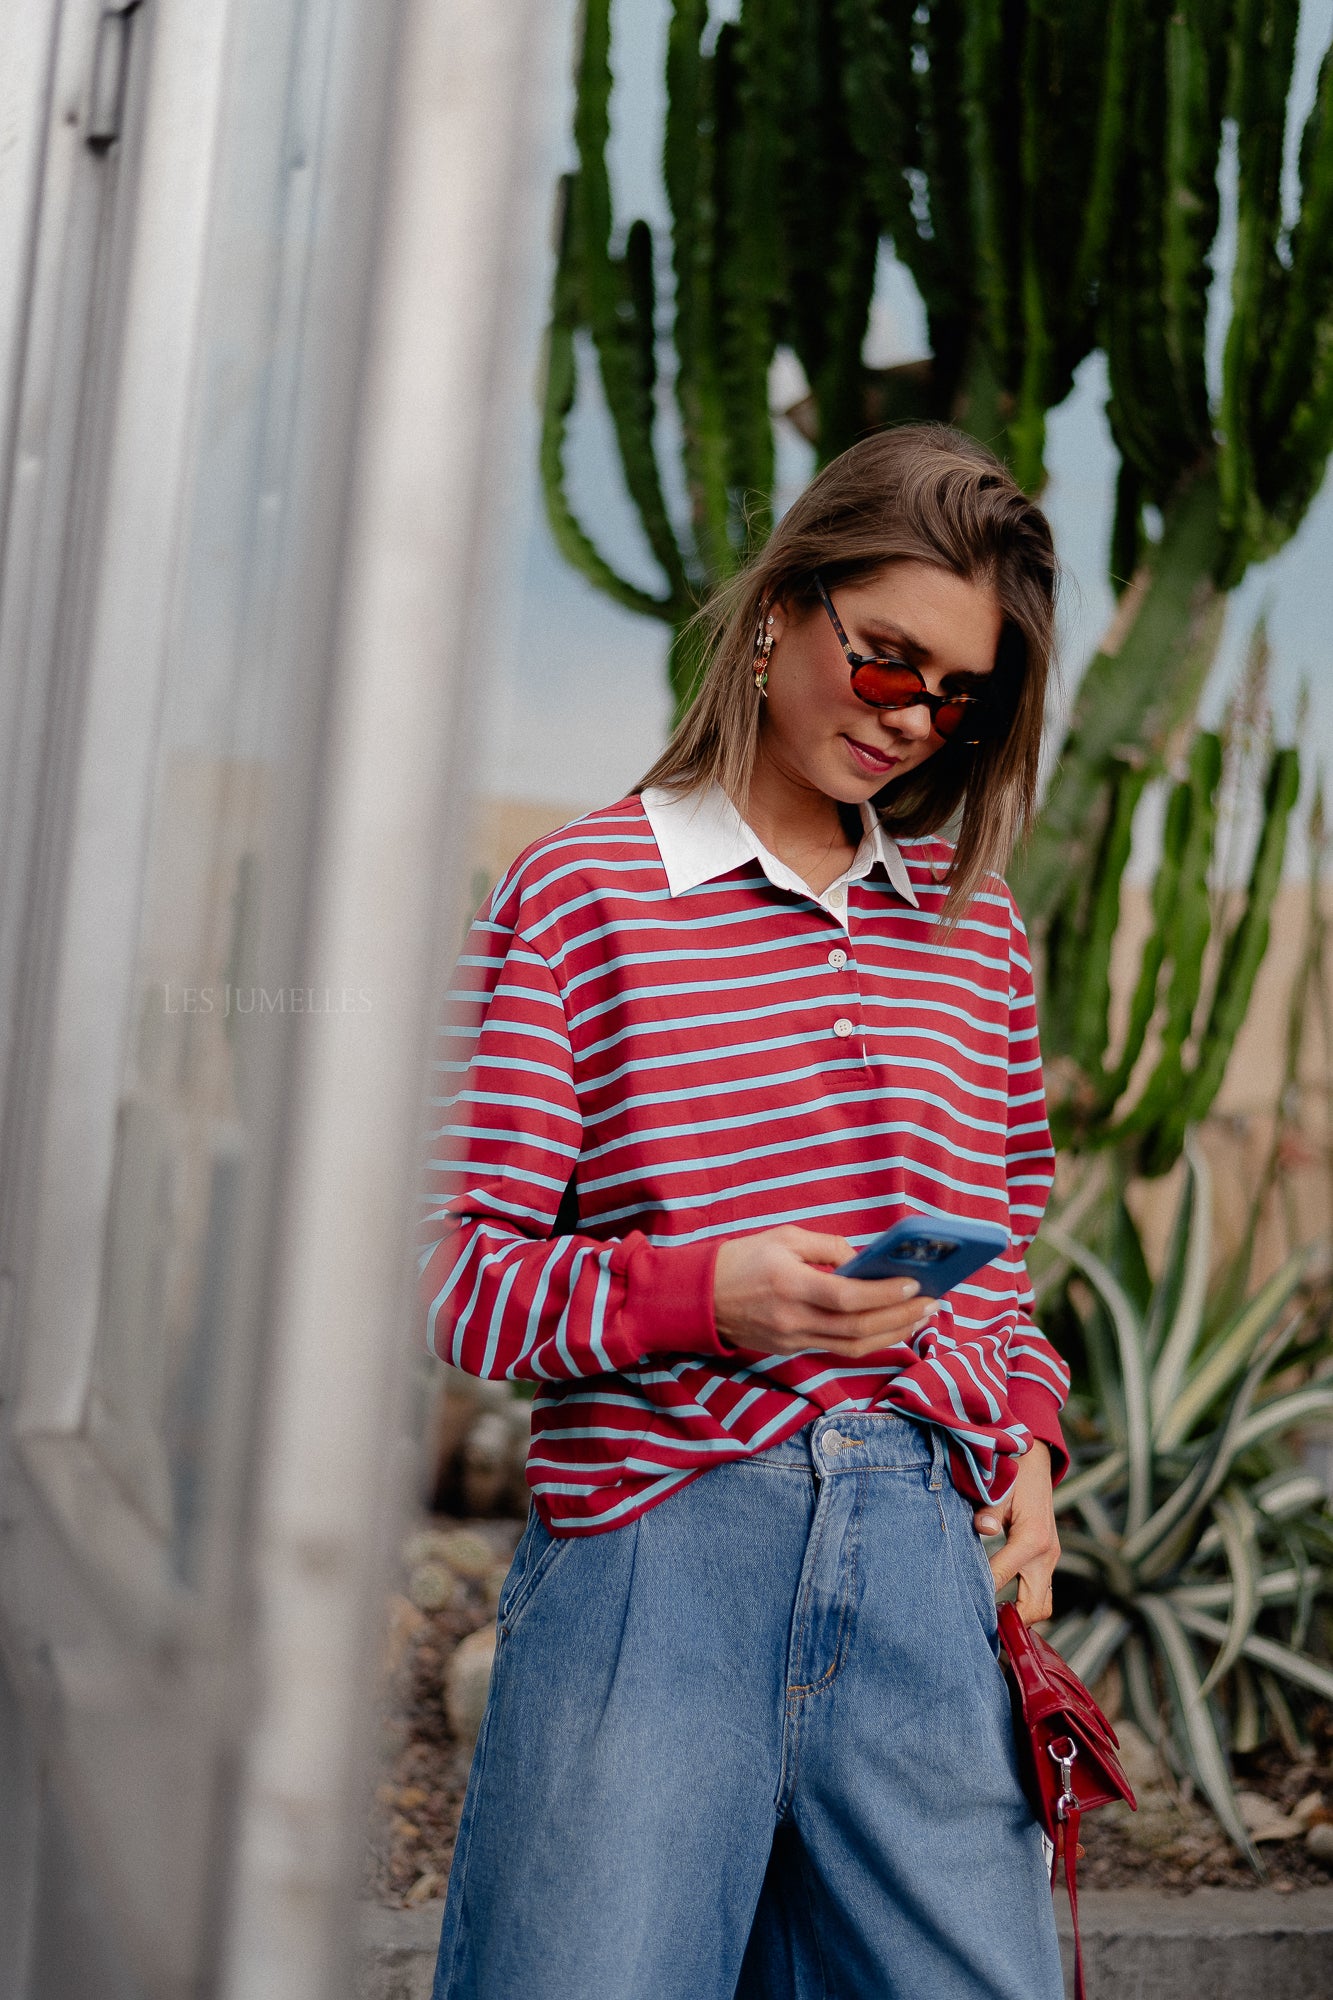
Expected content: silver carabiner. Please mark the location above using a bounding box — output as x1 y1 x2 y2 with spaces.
1048 1735 1079 1822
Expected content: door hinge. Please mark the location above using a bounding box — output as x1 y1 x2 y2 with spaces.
85 1 144 153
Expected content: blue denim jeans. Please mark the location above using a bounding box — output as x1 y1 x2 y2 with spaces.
431 1411 1064 2000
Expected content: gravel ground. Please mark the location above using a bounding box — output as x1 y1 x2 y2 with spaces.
363 1514 523 1910
364 1510 1333 1908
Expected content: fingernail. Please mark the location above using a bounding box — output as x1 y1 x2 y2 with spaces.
900 1280 920 1299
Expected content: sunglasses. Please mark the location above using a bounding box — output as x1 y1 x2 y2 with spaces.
814 573 996 743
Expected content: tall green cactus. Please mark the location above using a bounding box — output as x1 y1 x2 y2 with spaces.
1041 682 1302 1177
1018 3 1333 919
543 0 1333 798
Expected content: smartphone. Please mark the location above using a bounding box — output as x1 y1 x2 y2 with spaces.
837 1211 1009 1296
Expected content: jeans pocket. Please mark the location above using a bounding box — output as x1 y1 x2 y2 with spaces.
497 1503 573 1638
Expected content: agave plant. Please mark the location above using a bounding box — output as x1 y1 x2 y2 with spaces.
1033 1138 1333 1864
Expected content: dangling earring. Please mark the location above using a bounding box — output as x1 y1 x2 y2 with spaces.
753 613 775 696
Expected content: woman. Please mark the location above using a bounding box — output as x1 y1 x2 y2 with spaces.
422 424 1069 1999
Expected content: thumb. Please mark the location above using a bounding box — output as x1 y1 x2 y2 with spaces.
973 1509 1002 1535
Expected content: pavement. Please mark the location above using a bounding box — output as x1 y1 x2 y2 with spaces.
358 1888 1333 1998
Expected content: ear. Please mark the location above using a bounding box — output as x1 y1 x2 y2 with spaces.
765 597 790 644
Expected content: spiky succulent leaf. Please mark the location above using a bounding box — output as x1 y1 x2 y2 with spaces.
1041 1220 1152 1533
1198 1487 1261 1695
1129 1310 1303 1577
1156 1248 1310 1448
1137 1595 1261 1867
1145 1133 1212 1398
1065 1605 1133 1688
1052 1448 1128 1516
1173 1606 1333 1705
1230 1382 1333 1457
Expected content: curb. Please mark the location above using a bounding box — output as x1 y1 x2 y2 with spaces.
1055 1886 1333 1998
358 1901 445 2000
359 1888 1333 1999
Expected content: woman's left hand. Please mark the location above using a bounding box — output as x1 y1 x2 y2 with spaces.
972 1441 1059 1626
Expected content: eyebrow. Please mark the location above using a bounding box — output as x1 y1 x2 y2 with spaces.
853 618 995 683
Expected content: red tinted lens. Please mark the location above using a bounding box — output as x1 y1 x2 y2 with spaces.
933 699 973 739
851 662 929 708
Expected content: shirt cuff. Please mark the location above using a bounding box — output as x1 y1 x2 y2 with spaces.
620 1237 728 1358
1008 1376 1070 1485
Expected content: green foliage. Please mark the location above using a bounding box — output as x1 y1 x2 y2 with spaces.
1040 641 1302 1176
1025 1 1333 917
1035 1145 1333 1864
544 0 1333 826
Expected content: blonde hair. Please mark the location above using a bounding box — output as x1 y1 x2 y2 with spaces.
636 423 1059 929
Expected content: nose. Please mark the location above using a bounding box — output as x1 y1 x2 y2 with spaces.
883 699 936 743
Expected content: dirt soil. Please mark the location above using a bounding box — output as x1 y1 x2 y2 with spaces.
364 1510 1333 1908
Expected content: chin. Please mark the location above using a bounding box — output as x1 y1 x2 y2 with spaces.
810 764 876 804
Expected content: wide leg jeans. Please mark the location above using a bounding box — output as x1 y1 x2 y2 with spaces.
430 1411 1065 2000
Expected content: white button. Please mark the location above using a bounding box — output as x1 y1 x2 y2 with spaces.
828 948 848 969
833 1017 855 1039
828 885 846 906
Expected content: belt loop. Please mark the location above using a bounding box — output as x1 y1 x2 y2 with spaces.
928 1426 945 1492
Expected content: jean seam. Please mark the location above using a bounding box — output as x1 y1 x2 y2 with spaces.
785 1495 829 1689
496 1503 539 1625
739 1461 819 1476
498 1531 574 1641
786 1475 861 1697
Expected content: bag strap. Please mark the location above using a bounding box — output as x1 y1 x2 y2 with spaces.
1047 1732 1087 2000
1058 1804 1085 2000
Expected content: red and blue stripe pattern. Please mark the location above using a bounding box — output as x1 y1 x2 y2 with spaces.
419 796 1069 1535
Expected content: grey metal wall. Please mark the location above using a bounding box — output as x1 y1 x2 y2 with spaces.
0 3 572 1994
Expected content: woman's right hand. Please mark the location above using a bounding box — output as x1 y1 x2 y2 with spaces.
712 1226 938 1359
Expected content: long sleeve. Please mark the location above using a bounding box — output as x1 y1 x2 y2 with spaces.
1001 901 1071 1481
418 903 725 1382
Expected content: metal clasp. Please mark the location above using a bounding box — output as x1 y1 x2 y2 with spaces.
1048 1735 1079 1822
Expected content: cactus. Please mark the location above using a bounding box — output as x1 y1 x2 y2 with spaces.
543 0 1333 788
1040 613 1303 1177
1020 4 1333 918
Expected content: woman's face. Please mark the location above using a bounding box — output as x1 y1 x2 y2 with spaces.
760 560 1004 804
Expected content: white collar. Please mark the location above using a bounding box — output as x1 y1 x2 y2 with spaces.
639 779 919 923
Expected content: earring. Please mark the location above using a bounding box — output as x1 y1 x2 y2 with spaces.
753 613 775 696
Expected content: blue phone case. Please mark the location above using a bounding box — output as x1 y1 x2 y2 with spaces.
837 1212 1008 1296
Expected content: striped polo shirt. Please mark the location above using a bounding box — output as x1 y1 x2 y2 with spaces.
419 782 1070 1535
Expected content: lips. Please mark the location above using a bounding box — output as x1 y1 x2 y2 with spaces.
844 736 900 775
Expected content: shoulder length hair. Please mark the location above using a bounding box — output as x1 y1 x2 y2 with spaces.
635 423 1059 930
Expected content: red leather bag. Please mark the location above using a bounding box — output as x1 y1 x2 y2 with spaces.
997 1602 1137 2000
